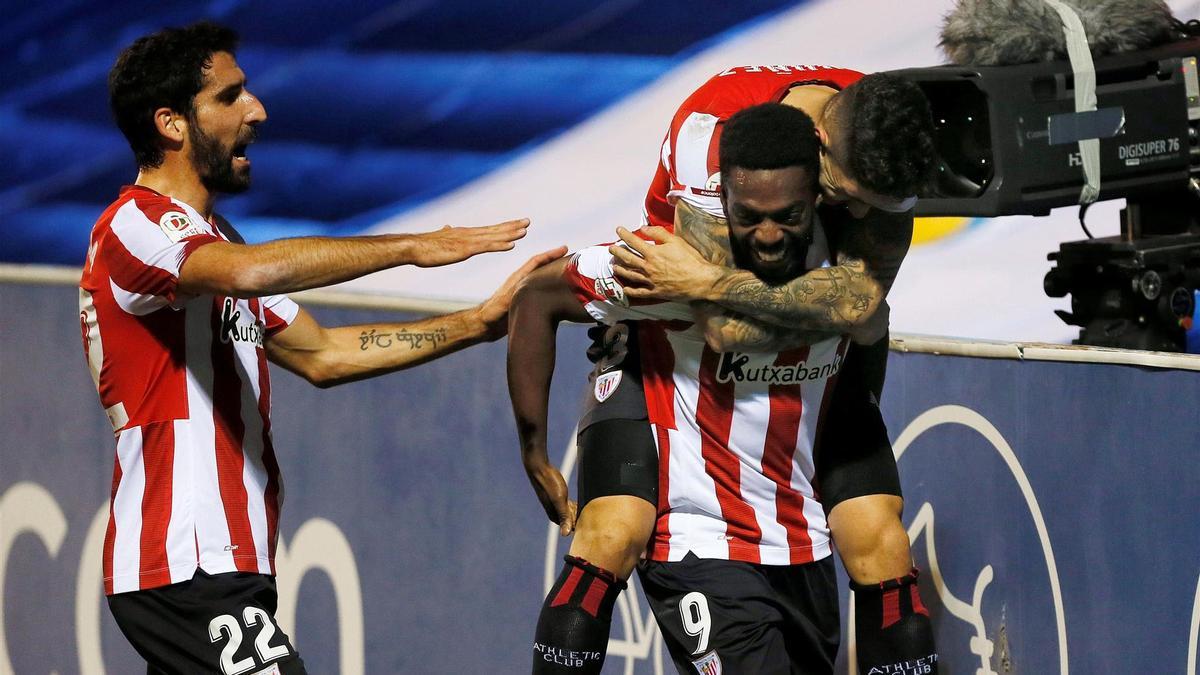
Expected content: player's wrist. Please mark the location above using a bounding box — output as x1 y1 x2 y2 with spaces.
384 233 419 266
467 304 504 342
700 266 733 302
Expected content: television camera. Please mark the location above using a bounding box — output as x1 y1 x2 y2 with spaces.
892 37 1200 351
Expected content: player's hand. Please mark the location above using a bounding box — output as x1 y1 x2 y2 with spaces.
406 219 530 267
610 226 724 302
849 298 890 345
524 458 577 536
476 246 569 340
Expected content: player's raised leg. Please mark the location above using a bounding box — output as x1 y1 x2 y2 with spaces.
828 495 938 673
819 340 938 674
532 416 658 674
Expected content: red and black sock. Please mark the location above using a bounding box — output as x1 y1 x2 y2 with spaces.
852 568 939 674
532 556 626 674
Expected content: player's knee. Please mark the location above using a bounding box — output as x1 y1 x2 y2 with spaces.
570 524 647 577
569 496 655 576
829 496 911 583
872 518 913 562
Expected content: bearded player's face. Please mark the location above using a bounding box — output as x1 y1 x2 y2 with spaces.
185 51 266 194
720 165 818 284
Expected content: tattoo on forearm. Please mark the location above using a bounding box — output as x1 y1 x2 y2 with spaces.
718 262 875 329
359 327 448 351
676 201 898 333
710 313 837 352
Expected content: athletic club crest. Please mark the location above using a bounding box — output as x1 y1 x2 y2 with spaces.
594 275 628 306
704 172 721 192
692 650 722 675
593 370 622 403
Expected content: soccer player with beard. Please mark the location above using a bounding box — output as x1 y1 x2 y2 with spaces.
512 104 875 674
82 22 562 673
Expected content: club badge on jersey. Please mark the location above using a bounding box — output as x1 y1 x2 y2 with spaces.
157 211 207 242
692 650 723 675
593 370 622 402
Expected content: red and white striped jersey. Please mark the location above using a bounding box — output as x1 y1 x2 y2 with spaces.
564 245 849 566
643 64 863 230
79 185 299 595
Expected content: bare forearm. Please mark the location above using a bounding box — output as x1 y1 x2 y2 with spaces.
271 310 488 387
247 235 428 294
181 218 529 298
703 258 881 330
696 304 840 353
505 260 587 464
189 235 425 297
508 323 557 464
507 300 559 465
672 202 882 331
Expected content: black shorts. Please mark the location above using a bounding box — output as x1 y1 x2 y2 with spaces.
638 553 840 674
576 322 658 511
812 335 903 513
577 419 658 510
579 323 901 514
107 570 307 675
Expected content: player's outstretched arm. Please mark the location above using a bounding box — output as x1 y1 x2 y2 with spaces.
506 257 593 535
265 247 565 388
178 218 531 298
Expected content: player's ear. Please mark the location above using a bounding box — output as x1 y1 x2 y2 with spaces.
154 108 186 144
815 125 830 150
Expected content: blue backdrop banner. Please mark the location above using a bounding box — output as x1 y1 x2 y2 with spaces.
2 280 1198 673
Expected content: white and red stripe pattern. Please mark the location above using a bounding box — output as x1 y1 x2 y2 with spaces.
80 186 298 594
642 65 864 231
564 245 847 565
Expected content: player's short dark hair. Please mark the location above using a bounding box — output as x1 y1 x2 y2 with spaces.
108 21 240 169
719 103 820 178
830 73 937 198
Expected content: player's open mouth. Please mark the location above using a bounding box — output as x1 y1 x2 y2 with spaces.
232 137 253 164
232 142 250 166
754 247 787 263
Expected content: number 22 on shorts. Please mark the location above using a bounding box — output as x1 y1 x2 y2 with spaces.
208 607 292 675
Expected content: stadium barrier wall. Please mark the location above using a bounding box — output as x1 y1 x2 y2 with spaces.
2 266 1198 674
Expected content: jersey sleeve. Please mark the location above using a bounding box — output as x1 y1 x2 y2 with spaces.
647 65 868 227
102 198 220 314
641 137 678 231
562 245 695 325
261 294 300 336
662 111 726 220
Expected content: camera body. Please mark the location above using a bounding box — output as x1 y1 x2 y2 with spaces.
891 38 1200 351
892 37 1200 217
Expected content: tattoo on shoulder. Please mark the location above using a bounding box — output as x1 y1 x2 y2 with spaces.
359 328 448 351
675 202 732 267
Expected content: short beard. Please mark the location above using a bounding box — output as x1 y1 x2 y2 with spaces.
188 120 251 194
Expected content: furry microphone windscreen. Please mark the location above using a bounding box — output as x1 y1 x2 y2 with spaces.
940 0 1178 66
